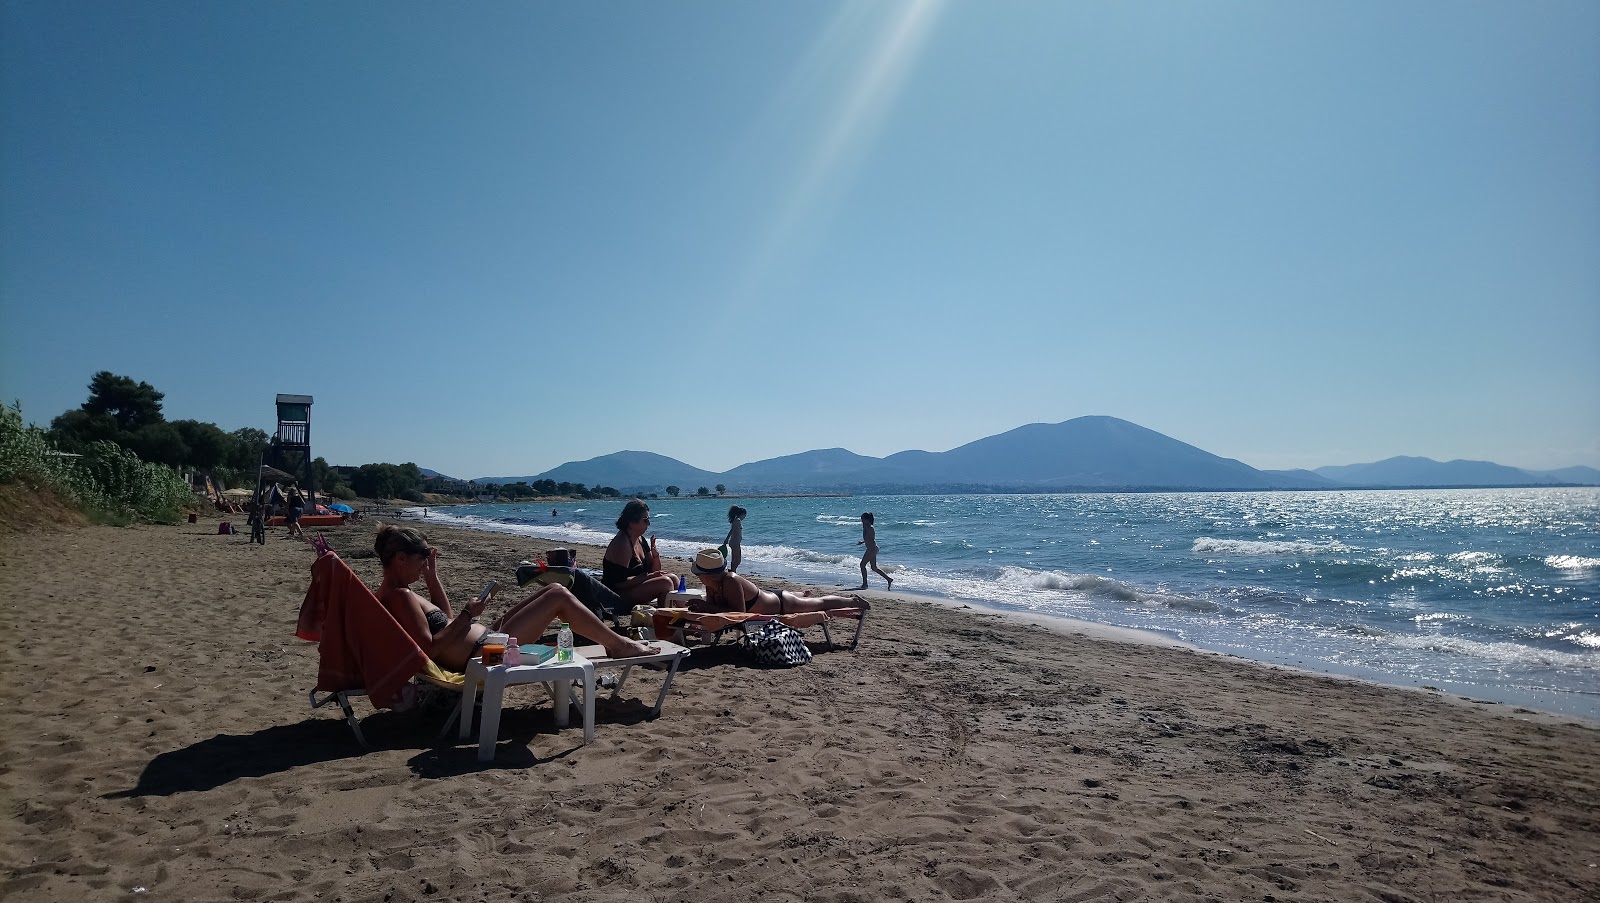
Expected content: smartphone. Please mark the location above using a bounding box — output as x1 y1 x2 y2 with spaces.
477 580 498 602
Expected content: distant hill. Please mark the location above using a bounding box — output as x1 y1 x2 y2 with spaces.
1313 456 1590 487
1527 465 1600 485
478 450 719 491
460 420 1599 495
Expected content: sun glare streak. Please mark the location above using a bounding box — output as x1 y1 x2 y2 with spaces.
738 0 945 296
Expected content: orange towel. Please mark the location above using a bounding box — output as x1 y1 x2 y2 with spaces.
296 553 429 710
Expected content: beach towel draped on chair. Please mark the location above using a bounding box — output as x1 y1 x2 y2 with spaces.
297 552 466 747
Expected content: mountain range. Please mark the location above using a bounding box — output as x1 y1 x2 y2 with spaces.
465 416 1600 494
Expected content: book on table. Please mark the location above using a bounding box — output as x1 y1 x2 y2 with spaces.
518 644 558 664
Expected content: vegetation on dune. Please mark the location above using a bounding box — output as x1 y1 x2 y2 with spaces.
1 402 191 525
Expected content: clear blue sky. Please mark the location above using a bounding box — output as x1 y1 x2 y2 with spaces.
4 1 1597 479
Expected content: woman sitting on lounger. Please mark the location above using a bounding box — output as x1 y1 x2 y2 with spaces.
375 524 656 671
602 499 680 607
688 548 866 615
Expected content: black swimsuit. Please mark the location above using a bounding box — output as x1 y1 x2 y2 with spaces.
426 609 449 635
602 535 648 591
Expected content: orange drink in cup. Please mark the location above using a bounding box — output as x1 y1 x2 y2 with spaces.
481 632 509 666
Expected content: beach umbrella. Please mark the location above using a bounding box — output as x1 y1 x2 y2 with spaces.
328 502 354 513
221 488 253 499
259 464 296 483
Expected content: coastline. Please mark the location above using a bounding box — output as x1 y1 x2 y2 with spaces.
2 514 1596 901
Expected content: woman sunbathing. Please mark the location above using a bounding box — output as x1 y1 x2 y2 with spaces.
688 548 867 615
375 524 656 671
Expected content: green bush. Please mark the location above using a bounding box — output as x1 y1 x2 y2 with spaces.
1 402 191 524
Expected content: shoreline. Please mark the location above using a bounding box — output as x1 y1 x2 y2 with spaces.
2 514 1597 901
402 509 1600 724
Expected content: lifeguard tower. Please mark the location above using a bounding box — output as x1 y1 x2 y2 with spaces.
267 394 316 507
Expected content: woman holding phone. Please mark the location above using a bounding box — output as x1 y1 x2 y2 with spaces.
375 524 655 671
602 499 679 607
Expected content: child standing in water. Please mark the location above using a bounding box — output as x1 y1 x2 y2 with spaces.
857 512 892 591
724 505 747 573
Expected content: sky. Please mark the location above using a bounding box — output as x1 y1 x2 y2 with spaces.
3 1 1597 480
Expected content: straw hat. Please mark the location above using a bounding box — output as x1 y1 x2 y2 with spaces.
690 547 726 576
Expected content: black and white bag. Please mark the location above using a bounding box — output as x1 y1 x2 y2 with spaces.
746 620 812 667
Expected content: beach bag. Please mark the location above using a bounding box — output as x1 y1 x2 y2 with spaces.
746 620 812 667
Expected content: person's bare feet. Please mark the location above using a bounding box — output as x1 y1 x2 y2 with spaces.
603 637 661 659
886 577 893 590
853 583 868 590
849 594 872 610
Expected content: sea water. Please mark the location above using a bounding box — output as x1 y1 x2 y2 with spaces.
417 488 1600 719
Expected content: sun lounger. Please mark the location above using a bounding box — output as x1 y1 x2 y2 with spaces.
297 552 466 748
649 607 867 651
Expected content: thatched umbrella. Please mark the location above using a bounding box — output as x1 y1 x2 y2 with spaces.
259 464 297 484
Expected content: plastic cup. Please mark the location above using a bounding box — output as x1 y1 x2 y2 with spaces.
481 632 509 667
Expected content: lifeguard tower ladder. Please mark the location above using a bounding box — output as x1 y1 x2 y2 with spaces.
267 394 316 508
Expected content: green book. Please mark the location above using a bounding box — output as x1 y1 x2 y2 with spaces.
518 644 557 664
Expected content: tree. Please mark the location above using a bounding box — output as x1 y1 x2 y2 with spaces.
665 485 680 497
47 409 120 453
128 422 189 467
170 419 230 470
226 427 269 472
80 371 165 431
696 486 710 497
715 484 726 495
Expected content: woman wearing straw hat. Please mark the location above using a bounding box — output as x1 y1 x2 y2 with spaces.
689 548 866 615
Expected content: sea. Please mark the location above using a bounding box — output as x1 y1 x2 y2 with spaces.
411 488 1600 720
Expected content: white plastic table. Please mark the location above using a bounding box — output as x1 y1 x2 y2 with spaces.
460 652 594 762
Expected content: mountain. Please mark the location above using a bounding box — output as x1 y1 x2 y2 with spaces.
1527 465 1600 485
1313 456 1577 487
720 448 885 485
477 450 718 491
466 420 1599 495
879 417 1279 489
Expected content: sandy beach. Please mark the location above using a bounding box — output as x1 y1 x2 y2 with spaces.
2 512 1597 902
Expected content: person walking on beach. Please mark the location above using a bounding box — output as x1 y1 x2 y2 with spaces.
857 512 891 590
284 484 306 539
723 505 746 573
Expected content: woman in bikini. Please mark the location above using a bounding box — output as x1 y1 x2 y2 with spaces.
375 524 656 671
688 548 866 615
601 499 679 607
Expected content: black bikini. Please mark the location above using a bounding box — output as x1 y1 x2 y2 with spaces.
426 609 449 635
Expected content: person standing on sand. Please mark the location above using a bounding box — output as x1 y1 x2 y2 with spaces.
857 511 891 590
723 505 746 573
284 484 306 539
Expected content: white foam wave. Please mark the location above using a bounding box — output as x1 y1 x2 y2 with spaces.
1545 555 1600 571
1191 538 1351 556
1381 633 1597 669
992 566 1220 612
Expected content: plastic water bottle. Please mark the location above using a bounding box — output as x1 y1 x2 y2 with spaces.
556 622 573 662
504 637 522 666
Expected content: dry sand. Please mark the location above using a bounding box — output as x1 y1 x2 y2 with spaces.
2 513 1597 902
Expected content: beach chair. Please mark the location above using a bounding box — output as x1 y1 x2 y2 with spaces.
649 607 868 652
297 552 467 748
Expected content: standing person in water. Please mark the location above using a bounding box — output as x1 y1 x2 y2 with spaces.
857 512 892 590
723 505 747 573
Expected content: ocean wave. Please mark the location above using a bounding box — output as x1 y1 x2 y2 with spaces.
991 566 1220 612
1545 555 1600 571
1191 538 1351 556
1380 633 1597 669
